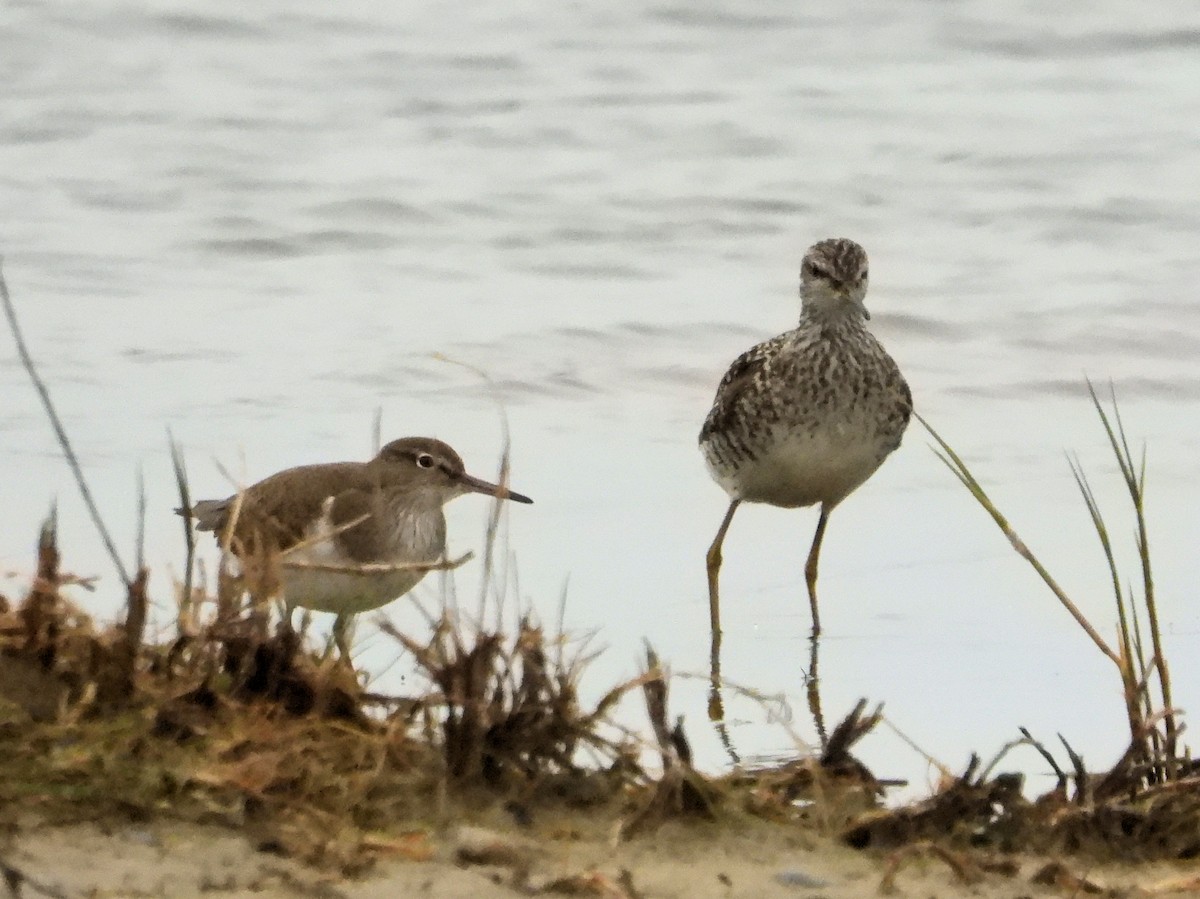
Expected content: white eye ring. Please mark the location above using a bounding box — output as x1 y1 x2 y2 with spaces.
416 453 435 469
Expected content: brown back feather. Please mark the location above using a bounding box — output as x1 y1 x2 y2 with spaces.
195 461 392 555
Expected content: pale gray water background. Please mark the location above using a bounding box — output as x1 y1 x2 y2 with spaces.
3 0 1200 796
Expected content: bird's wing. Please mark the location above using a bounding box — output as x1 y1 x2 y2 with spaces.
190 463 368 553
188 498 233 533
699 335 782 442
324 489 390 563
897 370 914 422
883 358 914 452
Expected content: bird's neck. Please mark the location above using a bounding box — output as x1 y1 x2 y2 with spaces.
384 496 447 560
798 303 866 331
381 485 446 515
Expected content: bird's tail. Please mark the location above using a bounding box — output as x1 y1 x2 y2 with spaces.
178 498 231 533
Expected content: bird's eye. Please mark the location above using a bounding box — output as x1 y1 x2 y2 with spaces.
805 262 825 279
416 453 435 469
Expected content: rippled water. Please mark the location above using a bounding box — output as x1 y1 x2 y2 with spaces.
3 1 1200 792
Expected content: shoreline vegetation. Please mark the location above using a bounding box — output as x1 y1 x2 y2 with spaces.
3 265 1200 897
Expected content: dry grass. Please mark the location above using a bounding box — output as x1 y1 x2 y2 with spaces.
5 260 1197 877
0 511 889 874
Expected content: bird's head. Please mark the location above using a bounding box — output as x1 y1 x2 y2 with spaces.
375 437 533 506
799 237 871 321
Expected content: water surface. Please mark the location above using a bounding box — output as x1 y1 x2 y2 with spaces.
3 0 1200 793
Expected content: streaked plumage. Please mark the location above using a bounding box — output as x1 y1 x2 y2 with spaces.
700 238 911 642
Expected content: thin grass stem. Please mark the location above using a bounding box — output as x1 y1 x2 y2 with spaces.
168 430 196 613
916 411 1118 665
1086 380 1176 765
0 260 131 587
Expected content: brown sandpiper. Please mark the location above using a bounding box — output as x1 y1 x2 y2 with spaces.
184 436 532 653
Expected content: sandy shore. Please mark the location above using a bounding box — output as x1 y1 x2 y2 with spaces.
8 818 1200 898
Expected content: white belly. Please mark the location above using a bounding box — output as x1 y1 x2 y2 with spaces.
276 502 443 614
708 426 887 508
281 569 425 614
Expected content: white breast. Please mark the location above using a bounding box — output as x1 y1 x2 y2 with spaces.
709 423 888 509
278 497 445 614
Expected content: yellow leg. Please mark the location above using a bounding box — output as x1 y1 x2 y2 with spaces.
706 499 741 640
706 499 740 721
803 506 830 637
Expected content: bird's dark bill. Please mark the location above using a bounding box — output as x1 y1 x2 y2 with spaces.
458 472 533 504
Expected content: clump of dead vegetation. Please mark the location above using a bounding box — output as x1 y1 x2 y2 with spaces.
5 258 1198 887
0 261 881 876
0 505 889 875
0 505 582 863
